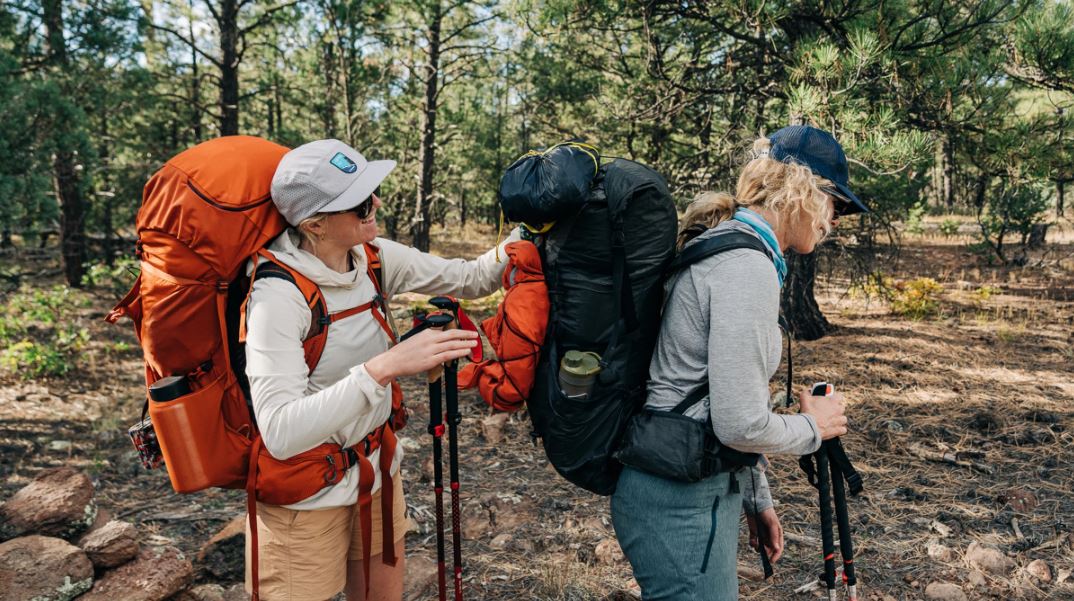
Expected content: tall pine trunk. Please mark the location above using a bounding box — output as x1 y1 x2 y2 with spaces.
780 251 832 341
411 1 442 252
218 0 240 135
44 0 87 287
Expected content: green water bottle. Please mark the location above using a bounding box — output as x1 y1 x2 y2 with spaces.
558 350 601 399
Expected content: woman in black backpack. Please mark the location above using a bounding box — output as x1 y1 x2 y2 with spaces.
611 126 867 600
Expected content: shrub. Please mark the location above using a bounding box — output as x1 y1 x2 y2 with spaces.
0 285 92 379
891 277 944 319
939 218 960 237
82 256 139 296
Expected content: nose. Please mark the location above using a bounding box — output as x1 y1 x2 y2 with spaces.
371 192 383 209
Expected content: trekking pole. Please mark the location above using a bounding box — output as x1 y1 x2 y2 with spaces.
401 312 454 601
800 382 865 601
828 440 858 601
800 382 838 601
429 296 465 601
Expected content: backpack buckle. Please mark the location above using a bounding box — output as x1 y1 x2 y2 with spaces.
323 454 342 484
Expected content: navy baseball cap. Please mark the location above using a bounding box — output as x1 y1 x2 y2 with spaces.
768 126 869 215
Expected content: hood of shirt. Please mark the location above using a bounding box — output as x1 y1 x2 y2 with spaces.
262 228 368 290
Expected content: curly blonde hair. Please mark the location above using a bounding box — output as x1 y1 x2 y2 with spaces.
678 137 836 249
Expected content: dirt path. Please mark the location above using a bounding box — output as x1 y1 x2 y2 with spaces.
1 224 1072 600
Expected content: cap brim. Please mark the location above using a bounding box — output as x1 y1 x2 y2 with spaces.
826 182 869 216
319 159 396 213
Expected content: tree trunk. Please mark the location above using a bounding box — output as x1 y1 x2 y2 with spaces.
218 0 240 135
44 0 87 287
411 1 442 252
942 135 954 208
189 2 203 141
780 251 832 341
1058 178 1066 218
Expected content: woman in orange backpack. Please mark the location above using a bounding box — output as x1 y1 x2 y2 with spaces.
243 139 516 601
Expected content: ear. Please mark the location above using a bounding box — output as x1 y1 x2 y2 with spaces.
300 218 326 239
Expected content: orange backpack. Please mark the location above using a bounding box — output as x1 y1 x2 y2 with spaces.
106 136 405 599
458 240 548 411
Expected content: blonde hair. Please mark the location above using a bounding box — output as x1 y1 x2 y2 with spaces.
295 214 329 248
677 137 836 249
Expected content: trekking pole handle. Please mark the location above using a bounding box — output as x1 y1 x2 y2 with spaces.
811 382 834 397
400 312 454 341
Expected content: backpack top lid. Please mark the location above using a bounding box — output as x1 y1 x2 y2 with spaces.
138 136 290 280
498 141 600 226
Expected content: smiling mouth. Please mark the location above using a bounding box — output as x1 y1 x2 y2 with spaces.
360 214 376 225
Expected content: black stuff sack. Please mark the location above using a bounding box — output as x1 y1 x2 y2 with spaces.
498 142 600 225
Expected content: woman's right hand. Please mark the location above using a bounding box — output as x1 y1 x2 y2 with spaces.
799 389 848 440
365 328 479 386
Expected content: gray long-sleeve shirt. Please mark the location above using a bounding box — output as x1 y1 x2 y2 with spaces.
646 220 822 512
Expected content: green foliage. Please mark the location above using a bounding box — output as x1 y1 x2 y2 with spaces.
0 286 91 378
904 203 928 236
939 219 961 237
975 181 1051 263
891 278 945 320
82 256 139 296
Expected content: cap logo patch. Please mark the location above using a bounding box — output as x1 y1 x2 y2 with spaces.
330 152 358 174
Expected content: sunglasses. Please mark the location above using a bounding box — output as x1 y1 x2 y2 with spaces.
327 187 380 220
821 187 855 217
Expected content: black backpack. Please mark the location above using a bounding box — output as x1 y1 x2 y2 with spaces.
522 158 677 495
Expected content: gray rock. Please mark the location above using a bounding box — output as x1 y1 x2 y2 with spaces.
78 519 139 569
0 535 94 601
925 582 968 601
0 467 96 540
965 541 1015 575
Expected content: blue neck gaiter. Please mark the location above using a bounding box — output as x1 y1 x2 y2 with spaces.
732 208 787 288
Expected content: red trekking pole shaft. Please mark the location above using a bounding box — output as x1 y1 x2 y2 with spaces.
429 375 447 601
445 358 464 601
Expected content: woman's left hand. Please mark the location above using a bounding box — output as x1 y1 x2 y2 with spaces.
746 507 784 563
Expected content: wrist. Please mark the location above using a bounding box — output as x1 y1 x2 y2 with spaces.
364 352 396 387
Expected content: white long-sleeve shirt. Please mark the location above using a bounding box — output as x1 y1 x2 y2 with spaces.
244 229 514 510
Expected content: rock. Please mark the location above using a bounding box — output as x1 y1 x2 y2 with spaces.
462 514 489 539
965 541 1014 575
79 545 193 601
1024 559 1052 582
0 535 93 601
48 440 73 453
927 540 954 562
195 515 245 582
480 413 510 445
172 583 228 601
403 554 438 601
78 520 139 569
594 538 624 565
489 533 511 549
924 582 968 601
0 467 96 540
966 570 988 588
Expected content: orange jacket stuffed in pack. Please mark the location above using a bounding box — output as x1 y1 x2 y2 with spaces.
459 240 548 411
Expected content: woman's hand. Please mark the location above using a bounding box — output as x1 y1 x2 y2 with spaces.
746 507 784 563
799 389 848 440
365 328 478 386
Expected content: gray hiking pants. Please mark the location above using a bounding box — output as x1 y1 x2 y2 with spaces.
611 467 744 601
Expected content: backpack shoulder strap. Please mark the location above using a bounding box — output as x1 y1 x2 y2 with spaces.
667 231 771 275
245 249 329 373
363 242 385 297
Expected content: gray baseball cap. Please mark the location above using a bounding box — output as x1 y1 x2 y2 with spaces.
271 139 396 226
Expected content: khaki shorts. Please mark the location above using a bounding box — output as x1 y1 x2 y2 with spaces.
245 476 407 601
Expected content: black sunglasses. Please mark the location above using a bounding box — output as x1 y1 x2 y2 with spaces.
327 187 380 219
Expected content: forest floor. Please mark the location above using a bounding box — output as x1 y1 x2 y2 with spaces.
1 217 1073 601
